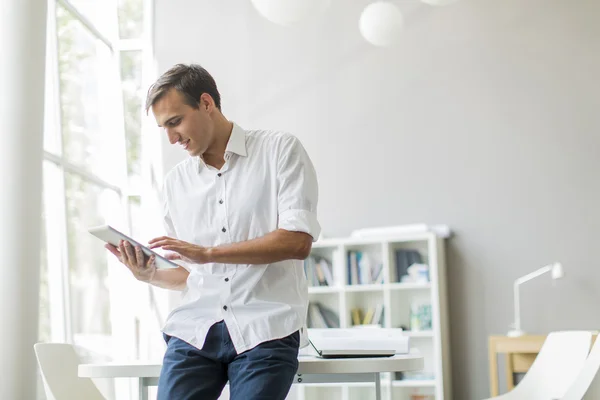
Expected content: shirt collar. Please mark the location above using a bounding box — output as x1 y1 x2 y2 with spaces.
224 122 247 158
196 122 247 172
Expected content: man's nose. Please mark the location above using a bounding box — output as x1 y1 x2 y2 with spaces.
166 129 179 144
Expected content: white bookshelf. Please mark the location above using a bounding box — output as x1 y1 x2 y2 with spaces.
296 232 452 400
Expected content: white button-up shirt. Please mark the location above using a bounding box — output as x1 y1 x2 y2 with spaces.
160 123 321 354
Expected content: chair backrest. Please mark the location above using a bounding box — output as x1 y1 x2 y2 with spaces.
561 336 600 400
34 343 105 400
510 331 592 399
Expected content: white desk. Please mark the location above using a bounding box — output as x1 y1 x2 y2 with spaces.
79 352 424 400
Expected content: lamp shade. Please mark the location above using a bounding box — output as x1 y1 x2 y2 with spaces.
551 262 564 279
420 0 459 5
251 0 331 26
359 2 404 47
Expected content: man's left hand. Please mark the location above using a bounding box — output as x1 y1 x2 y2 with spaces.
148 236 211 264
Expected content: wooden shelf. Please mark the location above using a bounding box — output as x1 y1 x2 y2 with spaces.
308 286 340 294
387 282 431 290
344 284 385 292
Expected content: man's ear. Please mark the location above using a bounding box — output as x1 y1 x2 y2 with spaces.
199 93 212 111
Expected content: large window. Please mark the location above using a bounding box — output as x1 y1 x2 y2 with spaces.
39 0 149 398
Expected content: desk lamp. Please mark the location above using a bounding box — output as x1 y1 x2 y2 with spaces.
508 262 564 337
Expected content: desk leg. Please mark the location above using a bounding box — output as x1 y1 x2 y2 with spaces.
139 378 149 400
505 354 515 392
489 337 499 396
374 372 381 400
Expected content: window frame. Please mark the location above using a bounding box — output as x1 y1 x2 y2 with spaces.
42 0 152 346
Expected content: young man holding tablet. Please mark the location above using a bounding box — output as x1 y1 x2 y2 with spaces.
104 63 320 400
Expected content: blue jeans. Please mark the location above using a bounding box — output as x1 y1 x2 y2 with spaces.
157 321 300 400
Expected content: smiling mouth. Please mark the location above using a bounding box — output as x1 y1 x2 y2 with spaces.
181 139 191 150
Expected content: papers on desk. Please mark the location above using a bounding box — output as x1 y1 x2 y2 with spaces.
306 328 410 358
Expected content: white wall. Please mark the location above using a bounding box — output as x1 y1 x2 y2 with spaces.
153 0 600 397
0 0 46 398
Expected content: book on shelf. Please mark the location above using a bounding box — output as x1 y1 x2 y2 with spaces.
350 304 384 326
346 250 384 285
395 249 430 283
351 308 362 326
410 300 432 331
304 256 333 287
362 308 375 325
307 302 340 329
372 303 384 325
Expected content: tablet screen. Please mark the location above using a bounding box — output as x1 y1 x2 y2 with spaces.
88 224 180 269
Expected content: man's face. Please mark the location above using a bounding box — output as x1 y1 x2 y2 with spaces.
152 88 214 157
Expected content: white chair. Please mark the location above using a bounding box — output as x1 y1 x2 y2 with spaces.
34 342 105 400
484 331 592 400
561 336 600 400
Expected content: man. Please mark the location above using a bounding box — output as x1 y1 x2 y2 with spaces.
105 63 320 400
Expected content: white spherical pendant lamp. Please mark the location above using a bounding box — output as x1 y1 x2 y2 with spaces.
359 2 404 47
251 0 331 26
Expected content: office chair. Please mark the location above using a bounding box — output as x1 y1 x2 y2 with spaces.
34 342 106 400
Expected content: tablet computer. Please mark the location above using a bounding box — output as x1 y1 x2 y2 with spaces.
88 224 180 269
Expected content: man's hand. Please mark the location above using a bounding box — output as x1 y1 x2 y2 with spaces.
148 236 211 264
105 240 157 283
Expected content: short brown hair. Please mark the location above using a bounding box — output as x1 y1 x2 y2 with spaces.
145 63 221 112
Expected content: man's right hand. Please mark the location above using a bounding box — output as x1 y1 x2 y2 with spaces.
105 240 157 283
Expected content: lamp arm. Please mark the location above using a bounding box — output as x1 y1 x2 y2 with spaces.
512 265 551 332
514 265 551 286
511 263 562 335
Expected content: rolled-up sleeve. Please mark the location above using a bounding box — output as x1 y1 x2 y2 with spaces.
277 135 321 241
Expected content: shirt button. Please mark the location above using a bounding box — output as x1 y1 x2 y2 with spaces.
222 227 226 232
217 173 222 177
223 305 228 311
224 278 229 282
219 199 223 204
